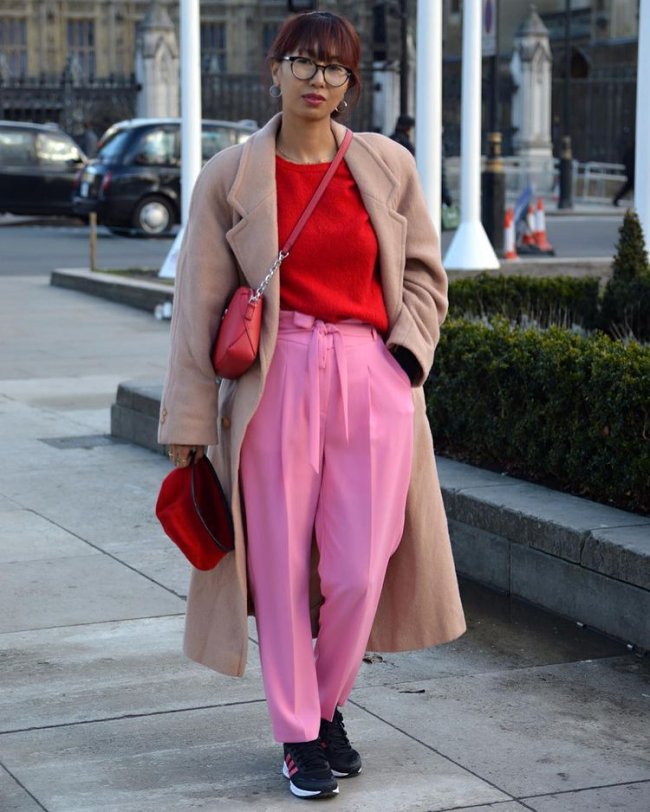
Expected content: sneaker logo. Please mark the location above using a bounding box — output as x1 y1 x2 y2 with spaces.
285 755 298 777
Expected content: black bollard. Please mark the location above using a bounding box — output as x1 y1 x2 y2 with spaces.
481 132 506 254
558 135 574 210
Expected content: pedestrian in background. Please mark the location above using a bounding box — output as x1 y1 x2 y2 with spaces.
160 9 465 802
389 113 415 155
390 116 454 209
79 120 98 158
613 137 635 207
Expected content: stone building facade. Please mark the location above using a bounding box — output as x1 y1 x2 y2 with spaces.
0 0 640 161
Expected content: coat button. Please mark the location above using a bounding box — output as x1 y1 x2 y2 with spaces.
221 416 231 429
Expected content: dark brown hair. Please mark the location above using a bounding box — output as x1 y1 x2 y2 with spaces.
268 11 362 112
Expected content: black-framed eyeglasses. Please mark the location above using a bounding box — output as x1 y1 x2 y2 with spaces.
280 56 351 88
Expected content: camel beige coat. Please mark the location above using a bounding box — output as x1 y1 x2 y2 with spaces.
159 114 466 677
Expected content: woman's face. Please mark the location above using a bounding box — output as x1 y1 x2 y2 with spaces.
271 48 350 122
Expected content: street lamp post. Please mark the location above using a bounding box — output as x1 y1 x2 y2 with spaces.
558 0 573 210
444 0 500 270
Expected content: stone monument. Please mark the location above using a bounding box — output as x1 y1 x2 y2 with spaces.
509 5 554 188
135 1 180 118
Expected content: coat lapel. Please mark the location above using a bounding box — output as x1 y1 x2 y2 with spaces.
225 114 283 292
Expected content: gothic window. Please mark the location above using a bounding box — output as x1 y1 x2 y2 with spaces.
0 17 27 77
67 19 95 77
201 22 227 72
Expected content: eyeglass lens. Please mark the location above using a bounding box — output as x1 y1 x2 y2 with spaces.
290 57 349 87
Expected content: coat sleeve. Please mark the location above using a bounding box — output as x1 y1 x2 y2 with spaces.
385 150 448 387
158 152 241 446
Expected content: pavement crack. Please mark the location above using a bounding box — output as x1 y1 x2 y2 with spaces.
0 760 50 811
518 777 650 800
5 505 188 602
0 698 267 736
349 699 518 805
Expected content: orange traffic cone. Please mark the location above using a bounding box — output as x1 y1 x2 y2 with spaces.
534 197 555 255
503 208 519 260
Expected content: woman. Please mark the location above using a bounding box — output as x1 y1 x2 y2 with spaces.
160 10 465 801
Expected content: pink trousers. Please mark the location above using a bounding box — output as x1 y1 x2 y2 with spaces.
240 310 414 743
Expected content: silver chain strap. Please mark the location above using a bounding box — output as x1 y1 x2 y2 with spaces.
249 250 289 303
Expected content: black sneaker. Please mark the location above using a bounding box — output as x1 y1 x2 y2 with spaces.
319 709 362 777
282 740 339 799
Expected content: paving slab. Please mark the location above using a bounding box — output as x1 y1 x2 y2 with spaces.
352 656 650 798
0 702 509 812
0 616 263 733
522 781 650 811
0 509 101 564
0 555 184 633
354 580 624 690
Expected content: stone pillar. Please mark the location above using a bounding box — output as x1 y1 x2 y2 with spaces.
135 1 180 118
509 5 554 188
373 61 400 135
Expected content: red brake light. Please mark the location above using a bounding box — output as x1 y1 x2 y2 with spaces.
101 171 113 194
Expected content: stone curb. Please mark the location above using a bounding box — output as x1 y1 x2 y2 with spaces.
112 379 650 651
51 268 173 313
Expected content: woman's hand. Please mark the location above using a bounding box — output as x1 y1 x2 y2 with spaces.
167 444 206 467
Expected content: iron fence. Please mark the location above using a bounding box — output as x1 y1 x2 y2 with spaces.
552 66 636 164
200 69 375 131
0 68 139 141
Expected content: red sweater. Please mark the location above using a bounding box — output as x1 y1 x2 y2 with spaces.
276 155 389 334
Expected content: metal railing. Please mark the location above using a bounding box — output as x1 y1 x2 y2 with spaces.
444 156 627 205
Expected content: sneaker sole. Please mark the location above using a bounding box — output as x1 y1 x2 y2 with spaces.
282 761 339 799
332 766 362 778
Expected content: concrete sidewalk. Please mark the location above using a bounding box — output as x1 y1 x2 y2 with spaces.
1 276 649 811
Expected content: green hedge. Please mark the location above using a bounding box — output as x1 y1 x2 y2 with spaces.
448 274 601 330
427 319 650 514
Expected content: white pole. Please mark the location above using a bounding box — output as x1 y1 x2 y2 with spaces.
415 0 442 232
180 0 202 225
635 0 649 242
444 0 500 270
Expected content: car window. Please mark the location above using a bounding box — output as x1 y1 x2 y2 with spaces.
130 127 178 166
96 129 132 163
201 127 237 160
0 130 36 166
35 132 83 165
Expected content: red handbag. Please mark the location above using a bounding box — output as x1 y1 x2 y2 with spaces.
211 129 353 379
155 455 234 571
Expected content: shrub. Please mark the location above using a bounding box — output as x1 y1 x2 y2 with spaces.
600 210 650 340
610 209 649 282
427 319 650 514
448 274 600 330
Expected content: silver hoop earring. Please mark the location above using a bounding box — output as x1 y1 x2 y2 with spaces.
269 85 282 98
335 98 348 112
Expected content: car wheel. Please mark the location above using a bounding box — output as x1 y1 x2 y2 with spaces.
132 195 175 236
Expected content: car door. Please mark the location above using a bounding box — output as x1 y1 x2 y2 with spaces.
34 130 86 214
120 124 180 203
0 128 38 214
